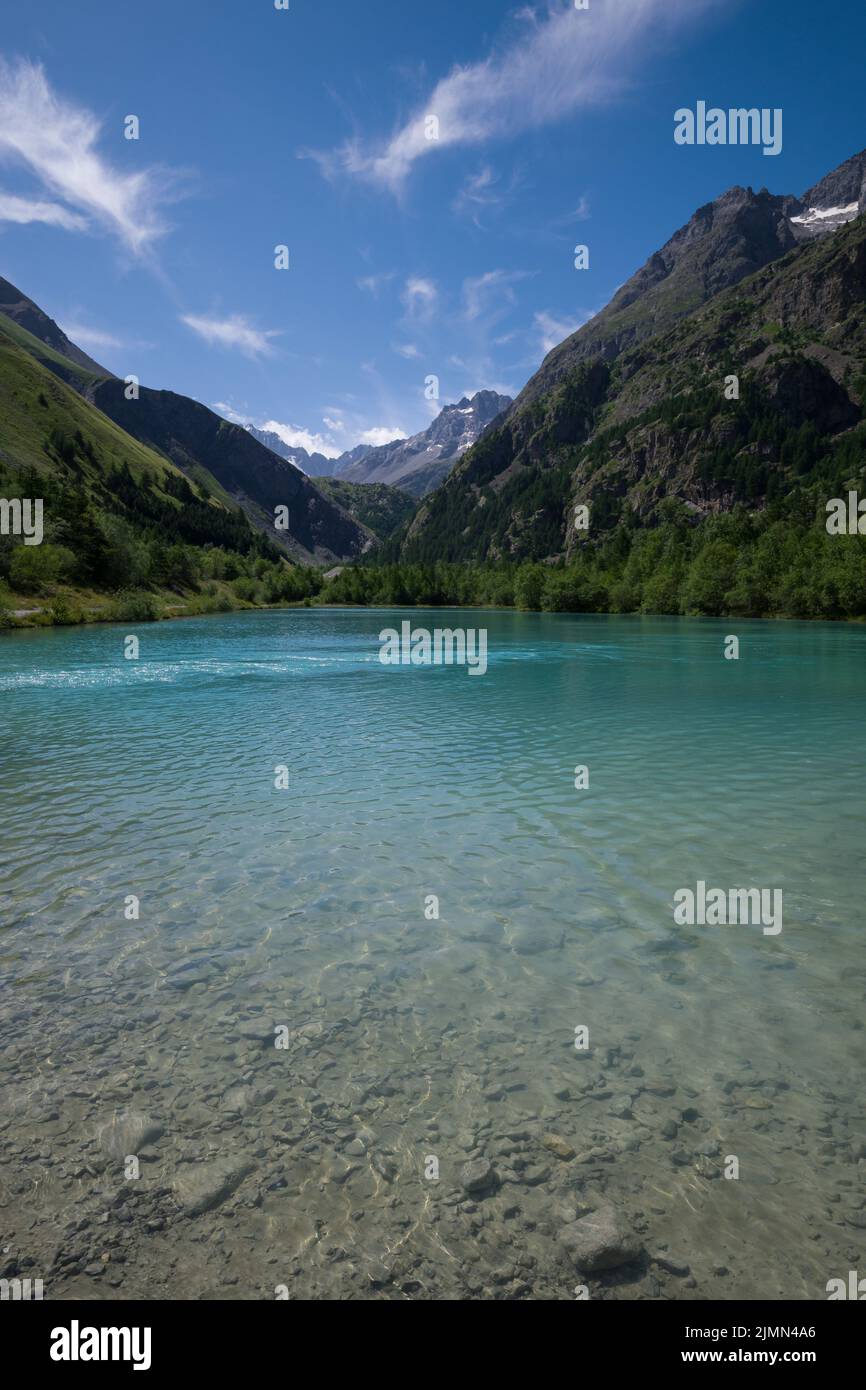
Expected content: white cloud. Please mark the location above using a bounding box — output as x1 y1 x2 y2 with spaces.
61 322 124 351
402 276 438 320
463 269 529 323
257 417 407 456
0 58 181 253
260 419 342 459
453 164 499 220
213 401 250 426
395 342 421 359
357 271 395 295
181 313 281 359
359 426 407 446
313 0 720 190
452 163 523 224
0 190 87 230
534 308 596 354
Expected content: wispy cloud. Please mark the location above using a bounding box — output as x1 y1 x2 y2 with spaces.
60 323 122 350
0 57 183 254
0 190 87 231
453 163 523 225
463 269 530 323
213 401 250 426
357 271 395 295
534 308 595 354
181 313 281 359
402 276 438 321
310 0 721 190
394 342 422 359
553 195 592 225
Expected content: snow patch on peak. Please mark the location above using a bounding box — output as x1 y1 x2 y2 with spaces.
791 201 859 227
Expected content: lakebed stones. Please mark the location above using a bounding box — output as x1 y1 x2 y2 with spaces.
542 1133 576 1161
221 1084 274 1116
96 1111 164 1161
508 925 564 956
559 1205 643 1273
172 1157 255 1216
163 958 221 991
460 1157 498 1196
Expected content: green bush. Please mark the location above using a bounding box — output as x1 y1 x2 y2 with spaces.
106 589 161 622
232 575 260 603
9 543 77 593
49 596 84 625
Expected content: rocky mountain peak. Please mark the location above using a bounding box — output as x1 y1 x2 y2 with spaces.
335 390 513 496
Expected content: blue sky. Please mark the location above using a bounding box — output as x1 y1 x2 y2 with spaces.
0 0 864 459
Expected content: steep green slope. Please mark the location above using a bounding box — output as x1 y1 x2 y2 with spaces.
312 476 416 539
0 273 109 377
401 215 866 565
0 273 371 565
90 379 371 565
0 320 300 616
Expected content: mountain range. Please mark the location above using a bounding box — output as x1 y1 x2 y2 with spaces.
399 148 866 563
2 145 864 619
335 391 512 495
245 389 512 497
244 425 341 479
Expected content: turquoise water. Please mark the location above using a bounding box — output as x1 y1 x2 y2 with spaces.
1 608 864 1299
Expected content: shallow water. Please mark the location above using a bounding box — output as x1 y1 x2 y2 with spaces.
0 608 864 1300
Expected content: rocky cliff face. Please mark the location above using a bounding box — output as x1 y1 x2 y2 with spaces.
401 148 866 565
505 151 865 419
790 149 866 239
338 391 512 496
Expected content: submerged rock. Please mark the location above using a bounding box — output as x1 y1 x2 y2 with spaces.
164 958 221 990
460 1158 497 1195
509 926 564 956
559 1205 643 1273
542 1133 576 1161
173 1158 254 1216
97 1111 164 1160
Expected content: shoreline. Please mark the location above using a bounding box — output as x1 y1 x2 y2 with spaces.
3 594 866 635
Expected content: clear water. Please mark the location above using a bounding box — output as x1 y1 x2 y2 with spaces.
1 608 864 1300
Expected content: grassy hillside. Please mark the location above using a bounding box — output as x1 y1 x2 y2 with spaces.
0 273 372 566
0 321 319 627
91 378 371 564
